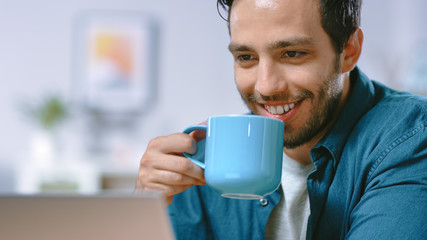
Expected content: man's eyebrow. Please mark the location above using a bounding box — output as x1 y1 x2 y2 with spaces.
228 37 315 53
228 43 254 53
267 37 315 51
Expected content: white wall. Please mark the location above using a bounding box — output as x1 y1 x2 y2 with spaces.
0 0 244 169
0 0 426 191
359 0 427 90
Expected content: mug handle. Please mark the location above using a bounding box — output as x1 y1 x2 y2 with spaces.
182 125 207 169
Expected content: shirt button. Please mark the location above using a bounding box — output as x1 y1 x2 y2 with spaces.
260 198 269 207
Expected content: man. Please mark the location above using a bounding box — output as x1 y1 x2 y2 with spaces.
136 0 427 239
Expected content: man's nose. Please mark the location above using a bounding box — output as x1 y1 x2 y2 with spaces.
254 59 287 97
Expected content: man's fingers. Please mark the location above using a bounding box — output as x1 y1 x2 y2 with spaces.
149 133 198 155
189 121 207 142
146 168 206 186
137 129 208 206
144 153 205 183
190 130 206 142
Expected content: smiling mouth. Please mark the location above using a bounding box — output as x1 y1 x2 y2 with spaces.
264 102 296 115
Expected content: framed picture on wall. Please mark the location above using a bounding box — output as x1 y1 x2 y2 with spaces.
74 11 158 114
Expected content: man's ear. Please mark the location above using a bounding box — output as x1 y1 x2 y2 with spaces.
341 27 364 73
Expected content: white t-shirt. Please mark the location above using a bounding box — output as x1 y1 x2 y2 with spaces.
265 154 314 240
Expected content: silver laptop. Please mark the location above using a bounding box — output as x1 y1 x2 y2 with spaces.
0 192 175 240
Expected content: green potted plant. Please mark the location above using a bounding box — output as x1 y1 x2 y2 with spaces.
22 95 68 131
21 95 68 166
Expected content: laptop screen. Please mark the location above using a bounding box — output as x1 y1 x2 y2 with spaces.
0 192 175 240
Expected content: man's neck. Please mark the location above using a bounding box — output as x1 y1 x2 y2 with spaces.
284 136 322 166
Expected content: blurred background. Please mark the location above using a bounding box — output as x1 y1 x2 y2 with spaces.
0 0 426 194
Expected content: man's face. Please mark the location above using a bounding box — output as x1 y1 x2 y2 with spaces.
229 0 346 149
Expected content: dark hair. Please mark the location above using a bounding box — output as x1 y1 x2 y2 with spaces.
217 0 362 53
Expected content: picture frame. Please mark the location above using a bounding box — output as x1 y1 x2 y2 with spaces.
73 11 158 114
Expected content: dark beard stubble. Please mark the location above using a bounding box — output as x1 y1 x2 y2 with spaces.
240 55 343 149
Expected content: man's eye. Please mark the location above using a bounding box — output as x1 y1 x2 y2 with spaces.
283 51 306 58
237 54 253 61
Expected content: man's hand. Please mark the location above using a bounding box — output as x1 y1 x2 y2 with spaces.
136 132 206 205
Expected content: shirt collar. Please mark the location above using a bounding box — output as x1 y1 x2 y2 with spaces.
312 67 376 169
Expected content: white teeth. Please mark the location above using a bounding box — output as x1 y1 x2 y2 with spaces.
270 106 277 114
265 103 295 115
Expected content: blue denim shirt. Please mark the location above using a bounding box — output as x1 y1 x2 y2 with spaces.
167 68 427 240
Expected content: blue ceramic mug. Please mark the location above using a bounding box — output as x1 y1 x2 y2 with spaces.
183 115 284 199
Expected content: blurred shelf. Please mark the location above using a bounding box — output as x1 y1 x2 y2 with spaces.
100 169 137 191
